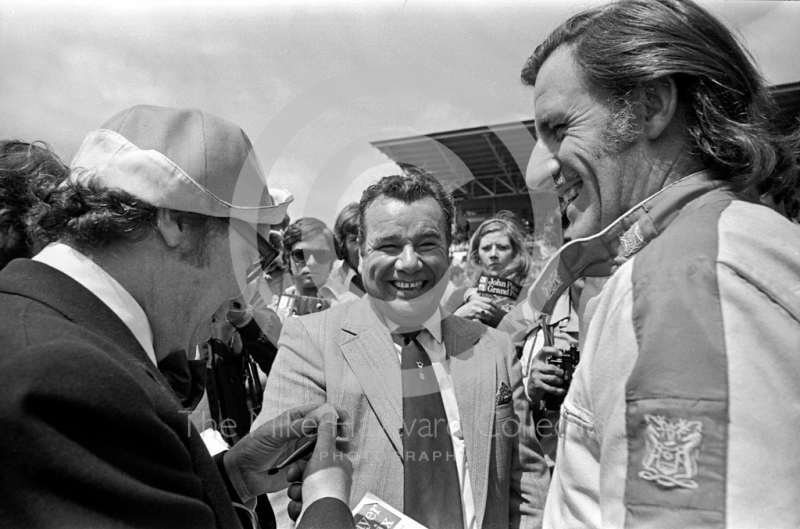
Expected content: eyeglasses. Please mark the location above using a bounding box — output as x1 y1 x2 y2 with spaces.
228 218 281 284
290 248 335 266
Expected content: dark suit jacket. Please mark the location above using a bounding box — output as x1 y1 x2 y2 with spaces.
0 259 354 529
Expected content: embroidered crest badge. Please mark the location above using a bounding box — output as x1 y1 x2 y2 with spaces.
542 269 563 299
619 223 646 257
639 414 704 490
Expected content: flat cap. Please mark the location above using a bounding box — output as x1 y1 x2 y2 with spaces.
70 105 291 224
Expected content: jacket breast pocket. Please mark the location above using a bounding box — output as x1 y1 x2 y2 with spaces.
492 404 518 488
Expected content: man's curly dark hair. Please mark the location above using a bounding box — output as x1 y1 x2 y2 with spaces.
28 169 226 267
0 140 69 269
358 167 455 248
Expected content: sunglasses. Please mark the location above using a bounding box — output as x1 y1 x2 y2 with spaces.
228 218 281 284
290 248 335 266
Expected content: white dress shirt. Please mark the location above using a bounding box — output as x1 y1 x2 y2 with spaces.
33 243 157 366
379 307 476 529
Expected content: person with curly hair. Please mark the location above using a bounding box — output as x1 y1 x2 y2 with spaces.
0 106 353 529
0 140 68 269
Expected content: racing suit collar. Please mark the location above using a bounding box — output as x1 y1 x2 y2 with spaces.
528 171 730 316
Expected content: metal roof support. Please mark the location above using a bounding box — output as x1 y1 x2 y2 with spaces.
472 178 495 196
481 133 519 195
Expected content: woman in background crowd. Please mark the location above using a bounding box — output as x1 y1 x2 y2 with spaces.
444 217 532 327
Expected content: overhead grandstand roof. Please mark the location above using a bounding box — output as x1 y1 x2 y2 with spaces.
371 120 537 200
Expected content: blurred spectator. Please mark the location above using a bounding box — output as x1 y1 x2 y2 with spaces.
278 217 357 319
283 218 335 298
241 209 292 348
0 140 68 269
451 205 471 245
444 217 532 327
330 202 365 297
448 255 467 288
192 298 276 445
519 286 580 471
441 253 467 310
276 213 291 233
263 229 293 299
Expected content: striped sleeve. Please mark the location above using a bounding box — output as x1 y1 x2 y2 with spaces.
624 196 800 528
625 195 730 527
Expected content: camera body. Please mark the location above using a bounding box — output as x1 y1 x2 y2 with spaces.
541 343 580 411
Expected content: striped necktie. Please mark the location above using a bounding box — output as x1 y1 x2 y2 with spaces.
400 331 464 529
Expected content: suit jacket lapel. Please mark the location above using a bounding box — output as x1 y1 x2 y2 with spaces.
336 299 499 520
339 298 404 455
445 316 495 527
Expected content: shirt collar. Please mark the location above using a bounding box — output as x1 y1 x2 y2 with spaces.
33 242 157 366
342 264 358 288
317 274 343 301
374 302 443 344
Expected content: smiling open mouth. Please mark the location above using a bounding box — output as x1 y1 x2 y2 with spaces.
554 171 583 212
391 280 425 291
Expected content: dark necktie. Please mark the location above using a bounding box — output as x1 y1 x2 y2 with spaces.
400 331 464 529
350 274 365 295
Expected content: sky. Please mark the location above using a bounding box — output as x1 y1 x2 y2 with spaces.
2 0 799 227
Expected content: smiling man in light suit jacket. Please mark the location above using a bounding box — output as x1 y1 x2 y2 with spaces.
253 171 549 529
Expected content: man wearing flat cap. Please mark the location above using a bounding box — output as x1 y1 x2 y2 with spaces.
0 105 353 528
